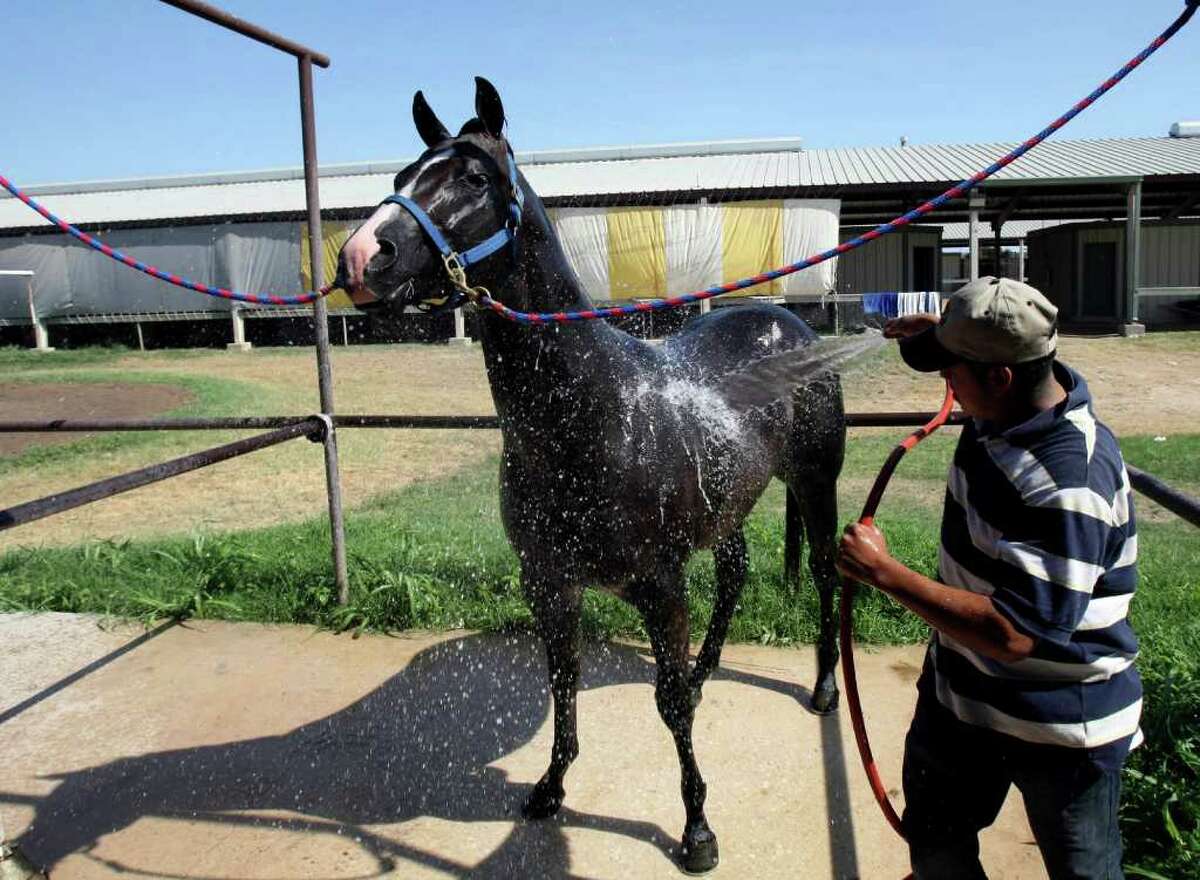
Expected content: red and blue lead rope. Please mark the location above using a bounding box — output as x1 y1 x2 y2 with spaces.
0 1 1194 315
0 172 333 306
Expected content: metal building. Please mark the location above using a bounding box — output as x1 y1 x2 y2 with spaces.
1026 219 1200 327
2 127 1198 347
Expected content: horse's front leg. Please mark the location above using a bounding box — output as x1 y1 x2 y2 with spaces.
521 573 583 820
635 562 719 874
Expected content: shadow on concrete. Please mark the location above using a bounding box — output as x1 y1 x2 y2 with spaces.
0 619 177 727
5 632 858 877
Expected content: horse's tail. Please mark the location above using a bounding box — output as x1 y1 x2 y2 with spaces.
783 370 847 585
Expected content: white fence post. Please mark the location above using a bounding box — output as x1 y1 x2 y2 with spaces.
1 271 51 352
448 306 472 345
227 307 252 351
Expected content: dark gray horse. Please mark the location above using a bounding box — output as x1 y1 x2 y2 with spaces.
336 77 846 873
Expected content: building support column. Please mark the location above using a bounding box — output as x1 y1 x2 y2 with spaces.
1017 238 1026 282
448 306 472 345
227 307 252 351
993 222 1003 278
1122 179 1144 336
968 191 985 282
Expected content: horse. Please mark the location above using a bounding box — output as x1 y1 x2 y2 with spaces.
335 77 846 874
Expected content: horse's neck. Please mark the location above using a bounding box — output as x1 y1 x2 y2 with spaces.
477 205 638 423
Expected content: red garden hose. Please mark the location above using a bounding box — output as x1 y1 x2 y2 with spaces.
839 382 956 844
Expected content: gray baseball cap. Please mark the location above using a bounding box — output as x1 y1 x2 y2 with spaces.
900 276 1058 372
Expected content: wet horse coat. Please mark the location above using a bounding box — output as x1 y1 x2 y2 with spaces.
337 78 846 873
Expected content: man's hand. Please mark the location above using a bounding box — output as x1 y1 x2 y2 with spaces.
883 313 940 339
837 521 897 588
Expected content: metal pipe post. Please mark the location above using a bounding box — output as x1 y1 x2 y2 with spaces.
299 54 350 603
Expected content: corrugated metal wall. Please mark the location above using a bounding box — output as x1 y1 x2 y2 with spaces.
836 226 941 294
1028 220 1200 324
1140 223 1200 288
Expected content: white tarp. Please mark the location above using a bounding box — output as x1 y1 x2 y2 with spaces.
779 199 841 297
0 221 304 321
550 208 610 302
663 204 723 294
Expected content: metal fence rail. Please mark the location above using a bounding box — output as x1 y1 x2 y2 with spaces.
0 411 971 434
1128 465 1200 529
0 419 322 532
5 411 1198 539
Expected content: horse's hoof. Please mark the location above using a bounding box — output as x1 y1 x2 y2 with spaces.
810 684 840 715
521 781 564 820
679 828 719 874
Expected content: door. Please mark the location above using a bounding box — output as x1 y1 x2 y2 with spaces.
1081 241 1118 320
912 245 936 292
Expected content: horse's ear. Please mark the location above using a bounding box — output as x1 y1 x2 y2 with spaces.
413 91 450 147
474 76 506 138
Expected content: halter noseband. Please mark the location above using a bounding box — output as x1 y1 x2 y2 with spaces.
379 149 524 312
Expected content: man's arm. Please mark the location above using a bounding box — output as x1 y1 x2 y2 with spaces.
883 313 940 339
838 522 1036 663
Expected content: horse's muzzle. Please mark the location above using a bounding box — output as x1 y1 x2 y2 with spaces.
351 278 415 312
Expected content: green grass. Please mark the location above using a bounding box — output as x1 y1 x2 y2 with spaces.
1120 434 1200 489
0 344 133 371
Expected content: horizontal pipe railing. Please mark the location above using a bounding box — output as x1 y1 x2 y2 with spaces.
158 0 330 67
0 411 970 433
4 413 1196 531
0 419 322 532
1128 465 1200 529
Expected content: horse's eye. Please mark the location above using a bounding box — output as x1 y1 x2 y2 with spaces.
465 172 490 190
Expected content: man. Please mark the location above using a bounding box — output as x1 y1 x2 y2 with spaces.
837 276 1141 880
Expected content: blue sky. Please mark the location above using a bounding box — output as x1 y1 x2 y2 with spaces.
2 0 1197 186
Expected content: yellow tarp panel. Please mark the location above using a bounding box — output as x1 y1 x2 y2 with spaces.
301 220 356 310
606 207 667 301
721 200 783 296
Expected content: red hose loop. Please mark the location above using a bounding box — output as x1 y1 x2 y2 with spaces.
840 381 956 842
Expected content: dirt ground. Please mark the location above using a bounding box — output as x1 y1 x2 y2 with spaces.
1 333 1197 550
0 612 1048 879
0 383 193 457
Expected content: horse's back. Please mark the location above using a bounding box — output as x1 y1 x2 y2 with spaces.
662 303 820 383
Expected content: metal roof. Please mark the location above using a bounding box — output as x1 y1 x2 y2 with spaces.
3 136 1200 231
939 218 1078 244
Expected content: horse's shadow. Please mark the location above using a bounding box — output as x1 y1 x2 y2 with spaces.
11 631 818 877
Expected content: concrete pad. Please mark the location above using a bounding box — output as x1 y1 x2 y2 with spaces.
0 613 1046 878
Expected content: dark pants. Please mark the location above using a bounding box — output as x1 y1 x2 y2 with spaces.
902 672 1125 880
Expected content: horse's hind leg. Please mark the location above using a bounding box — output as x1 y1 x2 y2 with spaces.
521 575 583 820
797 473 842 714
634 561 719 874
689 530 747 706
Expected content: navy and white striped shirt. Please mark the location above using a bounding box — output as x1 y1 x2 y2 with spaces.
931 362 1141 767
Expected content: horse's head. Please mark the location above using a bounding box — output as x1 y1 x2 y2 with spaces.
337 77 524 314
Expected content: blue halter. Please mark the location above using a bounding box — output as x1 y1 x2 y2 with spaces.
380 150 524 312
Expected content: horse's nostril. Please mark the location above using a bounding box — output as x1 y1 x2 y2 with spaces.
371 238 398 272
